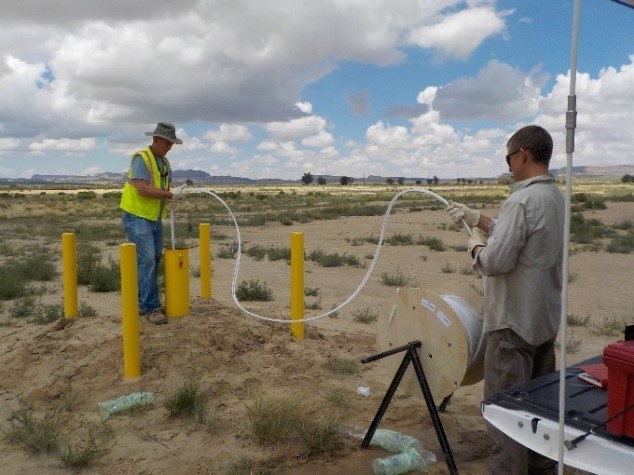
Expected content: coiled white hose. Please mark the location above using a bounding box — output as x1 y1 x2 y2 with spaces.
440 294 484 373
185 187 471 324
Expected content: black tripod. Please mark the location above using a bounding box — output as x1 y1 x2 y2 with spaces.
361 340 458 475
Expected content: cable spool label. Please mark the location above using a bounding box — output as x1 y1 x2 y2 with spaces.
436 310 451 328
420 298 436 313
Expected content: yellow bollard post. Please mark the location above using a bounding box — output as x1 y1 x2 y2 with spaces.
199 223 212 299
290 232 304 340
120 243 141 380
62 233 78 318
165 249 190 317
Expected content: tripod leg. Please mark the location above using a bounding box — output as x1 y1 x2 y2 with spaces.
411 349 458 475
439 394 453 413
361 351 412 448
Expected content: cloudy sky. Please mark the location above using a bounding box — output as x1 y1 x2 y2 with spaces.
1 0 633 181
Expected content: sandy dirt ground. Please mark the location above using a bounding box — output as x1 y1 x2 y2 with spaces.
0 199 632 474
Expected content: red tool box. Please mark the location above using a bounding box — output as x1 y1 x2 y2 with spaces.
603 340 634 438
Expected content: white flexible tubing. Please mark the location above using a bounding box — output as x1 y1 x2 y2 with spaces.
440 294 484 374
169 209 176 250
186 187 472 324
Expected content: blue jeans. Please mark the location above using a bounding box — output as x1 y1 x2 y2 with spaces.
122 212 163 314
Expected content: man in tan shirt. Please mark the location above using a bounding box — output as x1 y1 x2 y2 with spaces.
448 125 565 474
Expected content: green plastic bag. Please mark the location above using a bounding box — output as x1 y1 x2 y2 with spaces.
97 391 154 420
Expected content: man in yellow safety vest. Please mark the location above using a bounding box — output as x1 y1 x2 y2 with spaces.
120 122 186 325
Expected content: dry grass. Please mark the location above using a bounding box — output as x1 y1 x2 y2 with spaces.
5 407 60 454
246 394 305 445
0 180 632 474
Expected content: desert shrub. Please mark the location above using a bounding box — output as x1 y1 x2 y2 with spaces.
74 223 124 241
325 390 349 409
305 299 322 310
5 407 60 454
316 204 385 220
278 213 296 225
297 419 343 456
9 296 37 319
0 251 56 300
304 287 320 297
570 213 615 244
15 251 57 281
360 235 379 245
244 214 267 226
0 242 13 256
307 250 361 268
328 305 340 319
592 316 627 336
236 279 273 301
79 301 98 317
32 303 63 325
217 243 238 259
245 245 267 261
612 220 633 230
76 245 102 285
606 232 634 254
266 246 291 262
165 381 208 422
417 235 446 251
76 191 98 200
555 336 582 354
211 230 229 242
441 262 456 274
380 269 411 287
324 357 359 375
572 193 607 210
9 297 62 324
385 233 415 246
89 257 120 292
567 314 590 327
0 267 30 300
58 423 114 468
352 307 379 323
460 265 475 275
246 395 305 445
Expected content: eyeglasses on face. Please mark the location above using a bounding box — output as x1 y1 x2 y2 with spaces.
506 149 522 165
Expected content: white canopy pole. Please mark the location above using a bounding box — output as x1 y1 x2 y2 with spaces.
558 1 580 473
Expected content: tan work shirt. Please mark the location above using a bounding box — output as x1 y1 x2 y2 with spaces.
474 175 565 346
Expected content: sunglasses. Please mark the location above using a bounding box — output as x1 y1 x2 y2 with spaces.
506 149 522 165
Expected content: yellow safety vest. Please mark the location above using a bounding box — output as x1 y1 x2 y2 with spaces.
120 147 171 221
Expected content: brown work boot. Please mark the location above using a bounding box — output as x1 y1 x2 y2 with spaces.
144 310 167 325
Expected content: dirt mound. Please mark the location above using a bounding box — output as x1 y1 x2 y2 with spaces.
2 298 488 474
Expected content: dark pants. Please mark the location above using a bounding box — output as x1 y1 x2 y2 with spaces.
484 328 557 475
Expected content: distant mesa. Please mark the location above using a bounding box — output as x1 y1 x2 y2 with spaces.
0 165 631 186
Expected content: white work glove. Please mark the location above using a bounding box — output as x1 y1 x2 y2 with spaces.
467 228 487 258
447 200 480 227
170 184 186 199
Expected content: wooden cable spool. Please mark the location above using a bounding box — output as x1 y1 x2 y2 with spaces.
376 288 485 401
